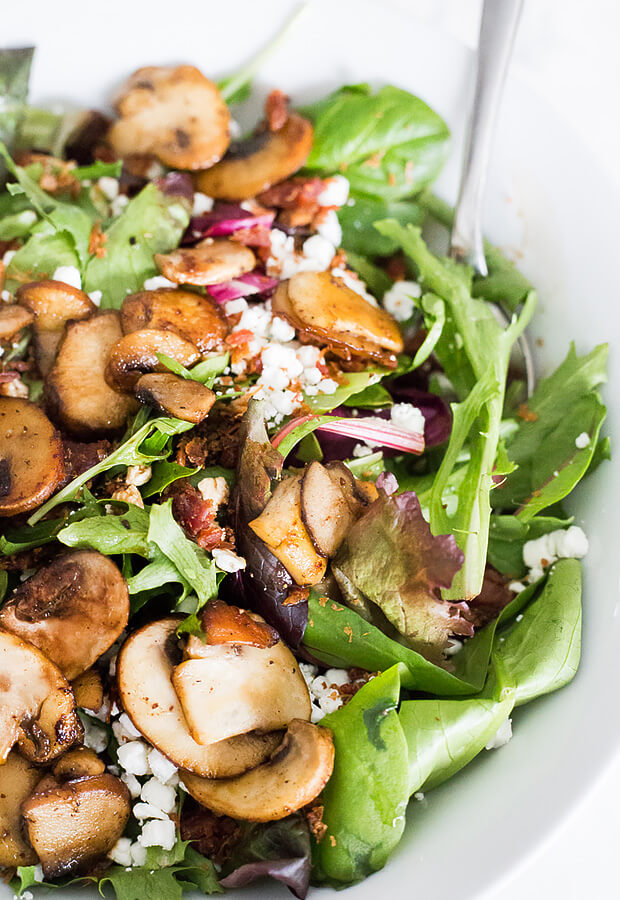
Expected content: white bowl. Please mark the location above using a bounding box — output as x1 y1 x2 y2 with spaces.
3 1 618 897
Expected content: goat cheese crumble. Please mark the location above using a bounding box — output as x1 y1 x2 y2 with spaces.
382 280 421 322
575 431 591 449
212 547 246 573
485 717 513 750
52 265 82 290
143 275 177 290
317 175 350 207
522 525 589 582
390 403 425 435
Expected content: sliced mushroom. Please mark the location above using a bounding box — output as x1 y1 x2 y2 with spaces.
71 668 105 714
154 238 255 287
16 280 96 376
108 65 230 170
135 372 215 424
300 461 359 558
0 628 80 763
273 271 404 367
0 551 129 681
0 304 34 341
0 398 64 517
17 684 83 765
0 752 41 867
105 328 201 392
21 773 131 878
172 605 311 746
195 113 313 201
325 460 378 508
182 719 334 822
117 618 283 777
248 474 327 585
52 748 106 780
46 311 138 438
121 288 228 353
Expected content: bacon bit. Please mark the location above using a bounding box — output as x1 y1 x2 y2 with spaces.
194 524 236 552
517 402 538 422
318 596 329 607
385 254 407 281
21 153 80 197
329 835 337 847
329 250 348 270
343 625 353 643
0 260 5 292
0 371 20 382
283 586 310 607
259 176 325 228
388 172 396 187
170 482 217 534
180 798 241 865
305 804 328 843
405 160 415 184
88 222 107 258
362 151 385 169
229 224 273 248
265 89 290 132
225 329 255 347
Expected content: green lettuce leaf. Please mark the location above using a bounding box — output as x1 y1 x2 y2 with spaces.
58 504 151 556
338 196 424 256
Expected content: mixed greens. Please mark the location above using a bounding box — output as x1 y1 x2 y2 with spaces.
0 27 609 900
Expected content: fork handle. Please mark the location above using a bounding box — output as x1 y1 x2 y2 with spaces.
450 0 524 275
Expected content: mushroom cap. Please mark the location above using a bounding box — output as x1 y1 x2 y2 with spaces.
117 617 283 777
0 398 64 517
195 113 313 201
135 373 216 424
52 748 106 780
105 328 201 392
0 550 130 680
21 773 131 878
17 682 83 764
108 65 230 170
0 304 34 341
154 238 256 287
121 288 228 354
46 311 138 438
0 752 41 867
182 719 335 822
0 628 78 763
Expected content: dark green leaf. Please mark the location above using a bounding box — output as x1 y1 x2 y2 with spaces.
487 513 573 577
338 196 424 256
142 461 199 498
343 250 392 298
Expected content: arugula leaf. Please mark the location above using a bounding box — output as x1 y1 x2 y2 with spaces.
142 460 199 498
411 292 445 367
304 85 450 201
0 517 65 555
28 417 193 525
126 551 192 606
72 160 123 181
304 370 386 412
0 206 38 239
58 504 151 556
147 501 218 609
275 415 344 460
314 667 409 884
84 182 191 308
157 351 230 387
338 196 424 256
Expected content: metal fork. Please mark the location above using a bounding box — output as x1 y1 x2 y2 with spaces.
449 0 535 395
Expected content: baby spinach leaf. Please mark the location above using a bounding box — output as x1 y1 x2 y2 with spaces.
304 86 450 201
304 370 386 412
342 382 392 409
487 513 573 577
141 460 199 498
0 517 65 555
343 250 392 298
338 196 424 256
493 558 582 705
84 182 191 308
314 667 409 885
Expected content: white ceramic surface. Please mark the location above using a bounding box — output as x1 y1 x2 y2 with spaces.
3 1 618 897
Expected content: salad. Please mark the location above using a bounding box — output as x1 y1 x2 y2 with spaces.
0 32 609 900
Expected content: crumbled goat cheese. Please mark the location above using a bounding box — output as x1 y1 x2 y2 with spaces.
111 194 129 217
120 772 142 799
147 747 179 784
509 581 526 594
413 792 425 802
108 837 132 866
266 228 336 280
88 290 102 306
192 192 214 216
315 209 342 247
383 280 421 321
117 741 150 776
112 712 143 744
270 316 296 342
575 431 591 449
197 475 229 508
126 465 152 487
1 290 11 302
307 668 352 722
2 249 17 266
130 842 147 867
485 717 513 750
229 118 242 139
132 802 170 821
143 275 177 290
390 403 425 435
224 297 248 316
523 525 589 582
212 548 246 573
81 717 108 753
352 443 375 458
444 639 463 656
98 176 119 199
140 778 177 813
317 175 350 207
138 818 176 851
52 265 82 289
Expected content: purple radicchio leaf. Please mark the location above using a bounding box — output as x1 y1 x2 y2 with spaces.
234 400 308 647
207 271 279 304
219 816 312 900
154 171 194 204
332 487 469 663
184 201 275 243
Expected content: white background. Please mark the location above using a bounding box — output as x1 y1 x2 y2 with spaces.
406 4 620 897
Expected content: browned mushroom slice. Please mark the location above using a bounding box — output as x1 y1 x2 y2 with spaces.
135 373 216 424
17 684 83 765
46 311 138 438
0 628 80 763
105 328 201 392
0 550 129 680
121 288 228 353
182 720 334 822
300 461 358 558
21 773 131 878
71 668 105 714
155 238 255 287
0 398 64 517
52 748 106 780
195 113 313 201
0 752 41 867
248 474 327 586
16 280 96 376
117 618 283 777
172 607 311 745
185 600 278 653
108 65 230 170
0 304 34 340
